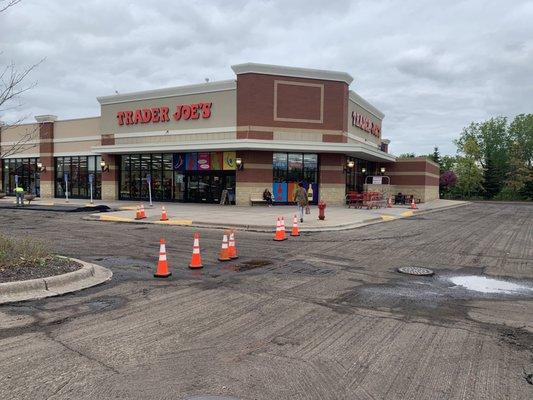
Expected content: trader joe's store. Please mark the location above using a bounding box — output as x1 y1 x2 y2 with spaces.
0 63 439 205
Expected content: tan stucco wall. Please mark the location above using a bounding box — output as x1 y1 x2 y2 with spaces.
347 99 382 146
235 182 271 206
40 181 54 198
101 181 117 201
272 129 325 142
54 140 101 154
115 131 236 146
319 183 345 206
53 117 100 139
364 184 439 203
0 123 40 158
100 89 236 135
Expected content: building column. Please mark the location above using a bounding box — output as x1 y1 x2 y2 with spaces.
319 153 346 206
35 115 57 198
235 150 273 206
101 154 119 201
0 123 3 190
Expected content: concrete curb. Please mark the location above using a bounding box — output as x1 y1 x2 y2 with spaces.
82 201 470 233
0 258 113 305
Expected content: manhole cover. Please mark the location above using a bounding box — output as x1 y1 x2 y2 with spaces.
397 266 434 276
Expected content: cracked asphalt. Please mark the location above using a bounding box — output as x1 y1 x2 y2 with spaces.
0 202 532 399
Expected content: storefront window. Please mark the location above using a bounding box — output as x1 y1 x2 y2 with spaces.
271 152 319 204
54 156 101 199
1 158 40 196
303 154 318 183
273 153 288 183
120 156 131 200
118 152 236 203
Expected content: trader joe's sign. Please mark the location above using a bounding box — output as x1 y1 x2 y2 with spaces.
351 111 380 137
116 102 212 126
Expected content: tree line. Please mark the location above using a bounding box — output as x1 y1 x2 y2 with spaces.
399 114 533 201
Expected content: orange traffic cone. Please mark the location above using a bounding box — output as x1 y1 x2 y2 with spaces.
140 204 147 219
273 217 287 241
291 214 300 237
228 230 238 259
154 238 171 278
189 233 203 269
218 232 231 261
410 197 418 210
135 206 142 220
160 206 168 221
387 197 393 208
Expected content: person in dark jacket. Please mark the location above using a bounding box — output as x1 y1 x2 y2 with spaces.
263 188 273 206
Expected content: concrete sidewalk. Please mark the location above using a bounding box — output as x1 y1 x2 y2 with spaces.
82 199 468 232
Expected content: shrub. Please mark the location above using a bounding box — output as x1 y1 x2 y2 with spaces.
0 234 52 268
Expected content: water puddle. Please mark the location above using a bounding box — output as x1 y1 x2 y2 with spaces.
449 275 533 294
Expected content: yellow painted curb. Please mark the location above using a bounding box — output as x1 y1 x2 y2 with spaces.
155 219 193 225
119 206 137 211
381 215 397 221
401 211 414 217
99 215 133 222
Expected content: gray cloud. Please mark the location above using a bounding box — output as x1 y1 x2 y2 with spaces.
1 0 532 155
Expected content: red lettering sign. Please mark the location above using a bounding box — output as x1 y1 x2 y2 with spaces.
351 111 381 137
116 103 212 126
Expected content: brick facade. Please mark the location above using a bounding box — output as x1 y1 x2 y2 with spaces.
38 121 55 198
236 73 349 132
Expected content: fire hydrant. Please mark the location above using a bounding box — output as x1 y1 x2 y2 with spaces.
318 200 326 220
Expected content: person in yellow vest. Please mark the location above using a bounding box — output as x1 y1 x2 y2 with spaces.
15 185 25 206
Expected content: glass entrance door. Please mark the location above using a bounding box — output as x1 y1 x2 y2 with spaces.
197 174 211 202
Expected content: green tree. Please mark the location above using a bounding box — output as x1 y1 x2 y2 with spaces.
454 117 509 198
398 153 416 158
454 156 484 198
440 155 457 172
506 114 533 199
429 146 441 167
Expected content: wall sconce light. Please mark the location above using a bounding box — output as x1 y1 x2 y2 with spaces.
36 162 46 172
361 167 367 174
344 159 355 173
100 160 109 172
380 167 386 174
235 157 243 170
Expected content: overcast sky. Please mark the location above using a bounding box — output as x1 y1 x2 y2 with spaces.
1 0 532 155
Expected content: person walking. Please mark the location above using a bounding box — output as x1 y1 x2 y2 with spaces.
15 184 25 207
294 182 308 223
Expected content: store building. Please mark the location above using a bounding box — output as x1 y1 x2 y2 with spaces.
0 63 439 205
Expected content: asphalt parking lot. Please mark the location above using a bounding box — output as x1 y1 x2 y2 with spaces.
0 202 532 399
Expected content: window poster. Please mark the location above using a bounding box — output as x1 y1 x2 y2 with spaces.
308 183 318 203
210 152 223 170
288 182 298 202
197 152 210 170
173 153 185 171
185 153 198 171
223 151 236 170
273 182 287 202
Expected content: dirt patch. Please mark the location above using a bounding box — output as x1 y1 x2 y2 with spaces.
0 258 81 283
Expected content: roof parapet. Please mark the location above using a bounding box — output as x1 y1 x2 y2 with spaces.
231 62 354 85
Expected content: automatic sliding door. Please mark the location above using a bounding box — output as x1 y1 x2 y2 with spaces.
187 175 199 202
198 174 210 202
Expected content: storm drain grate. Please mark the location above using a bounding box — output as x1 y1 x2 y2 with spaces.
397 266 434 276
